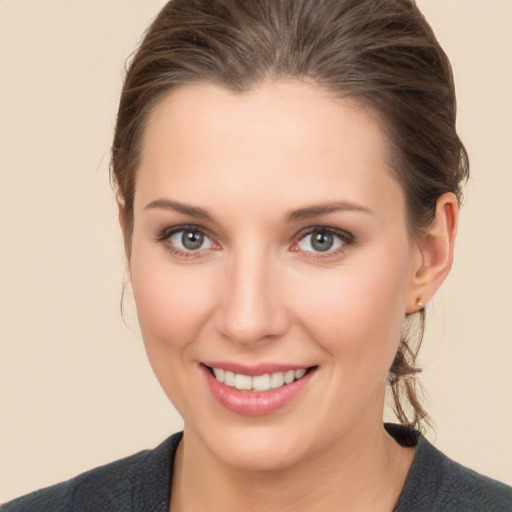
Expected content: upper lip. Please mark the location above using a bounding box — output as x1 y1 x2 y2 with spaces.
201 361 313 376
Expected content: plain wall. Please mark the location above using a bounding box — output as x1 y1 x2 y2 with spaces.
1 0 511 501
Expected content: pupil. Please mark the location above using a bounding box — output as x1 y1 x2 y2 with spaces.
182 231 204 250
312 231 333 252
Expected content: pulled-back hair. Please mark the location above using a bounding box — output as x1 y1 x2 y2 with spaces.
111 0 469 431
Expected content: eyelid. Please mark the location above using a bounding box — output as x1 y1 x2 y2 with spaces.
291 226 355 257
155 224 220 258
154 223 354 259
295 225 354 243
155 224 209 242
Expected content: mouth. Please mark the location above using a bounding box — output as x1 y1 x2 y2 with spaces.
204 364 314 392
201 363 317 416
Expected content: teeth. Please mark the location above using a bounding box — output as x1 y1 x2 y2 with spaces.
284 370 295 384
295 368 306 379
270 372 284 389
252 374 271 391
212 367 309 392
213 368 225 383
234 374 252 390
224 371 235 387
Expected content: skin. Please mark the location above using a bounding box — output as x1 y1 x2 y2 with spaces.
119 81 458 512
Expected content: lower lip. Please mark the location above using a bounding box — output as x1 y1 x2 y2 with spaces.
202 365 315 416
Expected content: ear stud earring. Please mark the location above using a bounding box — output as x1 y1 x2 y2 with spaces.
416 297 424 308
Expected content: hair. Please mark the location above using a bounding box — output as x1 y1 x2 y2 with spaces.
111 0 469 431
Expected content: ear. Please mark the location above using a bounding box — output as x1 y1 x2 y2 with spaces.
406 192 459 313
116 195 132 282
117 195 127 232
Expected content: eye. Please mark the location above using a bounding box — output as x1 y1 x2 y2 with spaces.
296 228 351 254
157 226 216 254
170 229 213 251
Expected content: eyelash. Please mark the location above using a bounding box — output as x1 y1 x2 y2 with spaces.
155 225 355 260
292 227 355 259
155 224 216 259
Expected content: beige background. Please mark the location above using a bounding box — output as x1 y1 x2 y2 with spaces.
1 0 511 502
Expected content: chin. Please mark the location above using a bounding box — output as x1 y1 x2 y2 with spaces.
195 422 314 472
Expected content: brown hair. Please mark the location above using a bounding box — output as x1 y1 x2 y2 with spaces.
111 0 469 431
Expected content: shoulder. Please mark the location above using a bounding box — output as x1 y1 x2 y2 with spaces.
426 450 512 511
393 427 512 512
1 432 182 512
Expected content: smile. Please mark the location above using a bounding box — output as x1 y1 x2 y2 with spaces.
202 364 317 416
210 367 308 392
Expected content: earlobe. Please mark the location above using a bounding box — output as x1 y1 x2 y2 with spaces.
406 192 459 313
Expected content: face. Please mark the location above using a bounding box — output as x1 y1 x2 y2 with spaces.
128 81 423 471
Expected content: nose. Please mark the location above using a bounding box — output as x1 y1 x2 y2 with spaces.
214 248 290 346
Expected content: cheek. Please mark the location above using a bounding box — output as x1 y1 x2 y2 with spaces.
129 248 219 413
290 256 411 369
130 249 216 352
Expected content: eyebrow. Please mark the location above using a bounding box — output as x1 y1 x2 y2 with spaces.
284 201 372 222
144 199 213 220
144 198 372 222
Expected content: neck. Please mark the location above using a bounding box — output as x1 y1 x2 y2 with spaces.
170 419 415 512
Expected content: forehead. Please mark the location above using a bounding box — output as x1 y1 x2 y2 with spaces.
136 81 403 219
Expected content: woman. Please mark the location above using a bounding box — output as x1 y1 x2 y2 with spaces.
3 0 511 510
